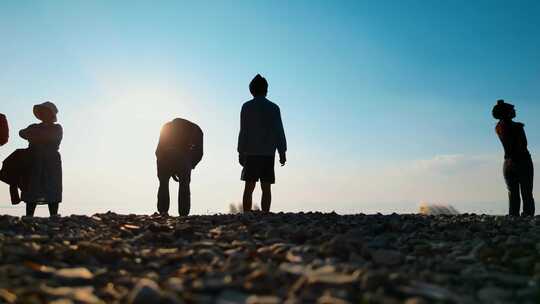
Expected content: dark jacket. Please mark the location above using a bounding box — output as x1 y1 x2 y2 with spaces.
237 97 287 156
495 120 531 161
19 123 63 204
156 118 203 169
0 114 8 146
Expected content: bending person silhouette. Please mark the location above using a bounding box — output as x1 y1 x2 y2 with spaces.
238 74 287 213
0 113 8 146
493 100 535 216
156 118 203 216
0 102 63 217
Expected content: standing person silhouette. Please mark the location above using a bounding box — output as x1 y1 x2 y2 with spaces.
493 100 535 216
0 113 7 146
238 74 287 213
156 118 203 216
0 102 63 217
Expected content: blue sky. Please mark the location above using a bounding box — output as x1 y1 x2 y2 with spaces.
1 1 539 215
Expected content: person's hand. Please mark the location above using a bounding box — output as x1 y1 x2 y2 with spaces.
279 153 286 166
239 154 246 167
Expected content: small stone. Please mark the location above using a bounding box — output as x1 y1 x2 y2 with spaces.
49 300 75 304
41 286 102 304
361 271 387 290
128 279 162 304
516 287 540 299
54 268 94 285
371 250 403 266
506 236 520 246
0 289 17 303
316 294 351 304
404 297 428 304
246 295 281 304
307 271 358 285
477 287 512 303
216 290 248 304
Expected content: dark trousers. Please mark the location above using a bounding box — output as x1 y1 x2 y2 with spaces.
157 175 191 216
26 203 59 217
504 158 535 216
157 155 192 216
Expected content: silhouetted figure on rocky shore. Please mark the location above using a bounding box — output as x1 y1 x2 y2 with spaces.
493 100 535 216
0 113 8 146
156 118 203 216
0 102 63 217
238 74 287 213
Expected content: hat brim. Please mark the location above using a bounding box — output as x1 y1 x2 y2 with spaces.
33 105 57 123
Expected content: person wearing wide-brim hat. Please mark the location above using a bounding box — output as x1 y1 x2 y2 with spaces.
0 101 63 217
492 99 535 216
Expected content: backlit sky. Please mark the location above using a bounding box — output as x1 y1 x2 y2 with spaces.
1 1 539 216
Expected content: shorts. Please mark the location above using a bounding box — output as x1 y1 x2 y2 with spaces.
157 154 191 183
241 155 275 184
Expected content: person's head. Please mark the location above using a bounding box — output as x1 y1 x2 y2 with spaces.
249 74 268 97
492 99 516 121
33 101 58 123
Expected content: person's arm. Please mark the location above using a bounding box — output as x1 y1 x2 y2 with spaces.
519 124 528 148
0 114 8 146
19 124 39 141
20 124 62 144
237 104 247 166
275 106 287 165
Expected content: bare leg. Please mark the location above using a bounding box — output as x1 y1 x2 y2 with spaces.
48 203 59 216
261 182 272 212
157 175 171 215
243 181 256 212
26 203 36 217
178 180 191 216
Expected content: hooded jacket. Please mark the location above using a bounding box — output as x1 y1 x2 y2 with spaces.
156 118 203 169
237 97 287 156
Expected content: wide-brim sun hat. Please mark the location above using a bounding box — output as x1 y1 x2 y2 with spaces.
33 101 58 122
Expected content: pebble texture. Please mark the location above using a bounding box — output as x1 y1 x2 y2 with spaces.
0 212 539 303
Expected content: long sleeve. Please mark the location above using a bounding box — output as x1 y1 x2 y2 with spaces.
20 124 63 144
237 105 247 154
518 124 528 148
0 114 8 146
275 107 287 155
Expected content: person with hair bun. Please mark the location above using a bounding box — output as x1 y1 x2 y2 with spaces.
493 99 535 216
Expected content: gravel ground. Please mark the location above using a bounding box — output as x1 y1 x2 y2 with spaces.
0 212 539 303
